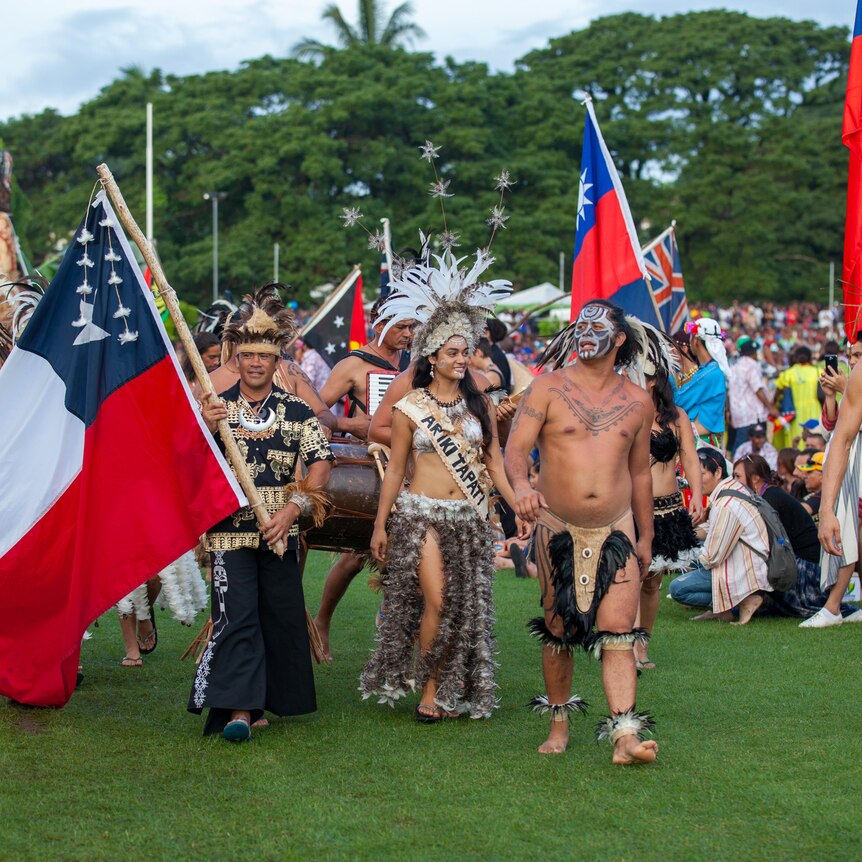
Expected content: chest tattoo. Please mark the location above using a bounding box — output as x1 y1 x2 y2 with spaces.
550 385 642 437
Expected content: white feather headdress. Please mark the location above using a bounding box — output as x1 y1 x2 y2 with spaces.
376 249 512 356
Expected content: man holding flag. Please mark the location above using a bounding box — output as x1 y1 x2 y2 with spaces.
191 288 333 741
0 190 245 708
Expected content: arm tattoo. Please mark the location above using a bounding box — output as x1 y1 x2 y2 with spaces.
521 404 545 421
550 385 642 436
287 362 313 385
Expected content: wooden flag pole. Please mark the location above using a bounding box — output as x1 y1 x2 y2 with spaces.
96 163 285 557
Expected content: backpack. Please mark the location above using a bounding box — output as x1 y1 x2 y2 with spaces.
715 488 798 591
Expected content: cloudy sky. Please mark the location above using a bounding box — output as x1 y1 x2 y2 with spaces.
1 0 854 122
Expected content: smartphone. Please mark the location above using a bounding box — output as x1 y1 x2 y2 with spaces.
824 354 839 374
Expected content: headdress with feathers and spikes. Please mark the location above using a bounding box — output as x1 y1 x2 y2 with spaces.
624 317 680 388
376 250 512 356
342 141 515 355
221 284 295 357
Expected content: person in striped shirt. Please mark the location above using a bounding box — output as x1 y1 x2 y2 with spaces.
669 447 773 624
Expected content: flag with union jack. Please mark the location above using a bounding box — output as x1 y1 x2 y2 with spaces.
641 223 689 333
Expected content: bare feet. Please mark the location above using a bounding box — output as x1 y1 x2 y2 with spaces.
612 735 659 765
691 610 733 622
538 721 569 754
312 616 333 663
731 593 763 625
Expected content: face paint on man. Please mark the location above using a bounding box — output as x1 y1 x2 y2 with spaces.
573 304 616 360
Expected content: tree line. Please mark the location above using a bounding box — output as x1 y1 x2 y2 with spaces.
0 10 852 308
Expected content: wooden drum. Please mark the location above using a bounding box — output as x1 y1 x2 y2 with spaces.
299 439 384 553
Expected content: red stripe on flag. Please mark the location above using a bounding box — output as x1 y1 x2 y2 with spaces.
349 274 366 350
571 192 646 320
844 31 862 338
0 357 240 706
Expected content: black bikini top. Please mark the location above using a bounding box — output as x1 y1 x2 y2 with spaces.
650 426 679 465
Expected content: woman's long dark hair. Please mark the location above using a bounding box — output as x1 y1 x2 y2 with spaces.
651 372 679 430
734 454 780 489
413 354 493 448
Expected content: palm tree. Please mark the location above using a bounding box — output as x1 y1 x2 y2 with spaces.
292 1 426 60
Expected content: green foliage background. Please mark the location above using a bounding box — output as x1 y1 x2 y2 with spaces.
0 11 852 308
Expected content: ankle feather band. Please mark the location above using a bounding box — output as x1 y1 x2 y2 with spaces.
527 617 576 654
528 695 589 722
595 709 655 744
586 628 649 661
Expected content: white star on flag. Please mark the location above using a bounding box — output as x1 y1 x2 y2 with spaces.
340 342 346 348
324 343 336 355
333 315 345 328
577 169 594 224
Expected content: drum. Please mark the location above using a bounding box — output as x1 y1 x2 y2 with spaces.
300 439 383 553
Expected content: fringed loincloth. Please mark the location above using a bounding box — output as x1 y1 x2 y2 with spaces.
530 507 635 650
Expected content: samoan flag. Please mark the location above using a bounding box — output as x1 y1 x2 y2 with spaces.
844 0 862 339
571 98 661 328
0 189 245 707
642 224 689 333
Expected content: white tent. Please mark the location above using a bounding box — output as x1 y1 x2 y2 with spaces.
495 282 567 310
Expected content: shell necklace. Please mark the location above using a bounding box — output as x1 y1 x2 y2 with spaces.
238 388 276 432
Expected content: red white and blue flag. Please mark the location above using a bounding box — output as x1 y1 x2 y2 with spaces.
642 224 689 333
570 97 661 328
0 190 245 707
844 0 862 339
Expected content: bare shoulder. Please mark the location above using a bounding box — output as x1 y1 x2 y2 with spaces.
620 377 651 406
523 372 558 399
330 354 362 375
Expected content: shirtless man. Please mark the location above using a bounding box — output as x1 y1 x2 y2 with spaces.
504 300 658 765
313 313 414 660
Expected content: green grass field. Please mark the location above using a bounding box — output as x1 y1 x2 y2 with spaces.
2 551 861 862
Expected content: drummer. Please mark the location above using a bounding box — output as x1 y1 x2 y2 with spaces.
313 303 415 661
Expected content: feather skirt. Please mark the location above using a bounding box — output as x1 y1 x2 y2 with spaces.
650 501 701 573
359 494 498 718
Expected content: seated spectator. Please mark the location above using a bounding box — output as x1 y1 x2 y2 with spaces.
798 452 824 525
777 447 803 497
669 447 772 624
792 448 819 501
733 423 778 470
733 455 858 622
800 420 829 453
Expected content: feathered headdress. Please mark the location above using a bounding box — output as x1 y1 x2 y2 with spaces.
194 298 237 337
342 139 515 355
376 250 512 356
221 284 296 356
624 316 680 388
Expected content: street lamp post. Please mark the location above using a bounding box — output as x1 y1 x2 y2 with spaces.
203 191 227 302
